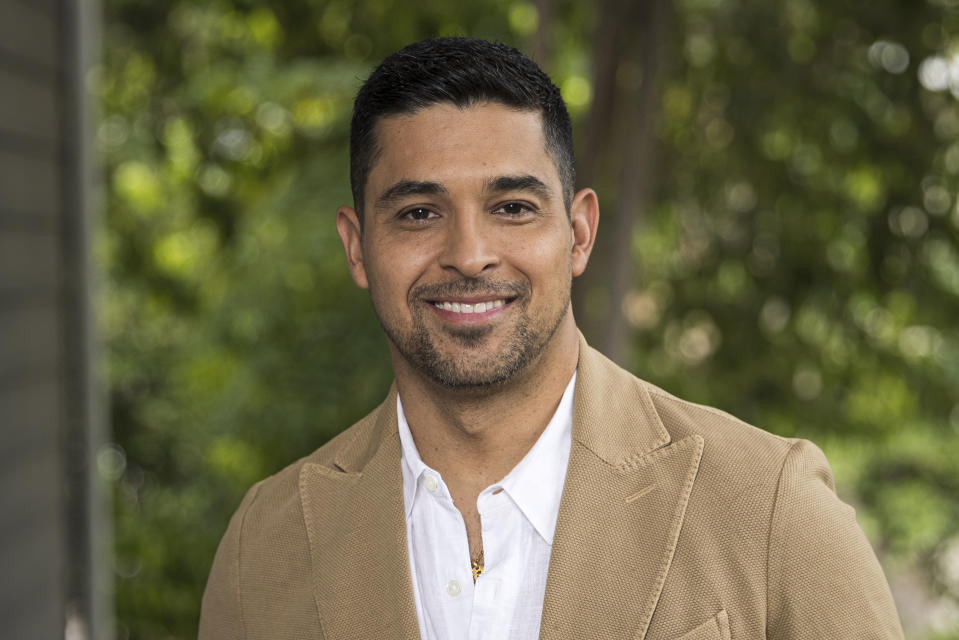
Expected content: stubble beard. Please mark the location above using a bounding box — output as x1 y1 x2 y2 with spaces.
374 277 570 389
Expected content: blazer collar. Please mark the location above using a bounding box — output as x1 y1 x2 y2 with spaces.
539 335 704 639
570 332 671 464
299 386 421 640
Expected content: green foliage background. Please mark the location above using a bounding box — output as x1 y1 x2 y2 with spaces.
98 0 959 637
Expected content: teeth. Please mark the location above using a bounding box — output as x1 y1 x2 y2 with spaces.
434 299 507 314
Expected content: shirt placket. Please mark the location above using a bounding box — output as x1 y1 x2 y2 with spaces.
468 490 513 640
421 472 475 640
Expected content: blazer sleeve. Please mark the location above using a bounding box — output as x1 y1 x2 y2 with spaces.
766 439 904 639
198 483 261 640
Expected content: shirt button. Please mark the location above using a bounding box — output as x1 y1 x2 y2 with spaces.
446 580 461 597
425 475 438 492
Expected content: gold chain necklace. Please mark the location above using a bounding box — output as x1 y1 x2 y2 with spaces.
471 550 484 582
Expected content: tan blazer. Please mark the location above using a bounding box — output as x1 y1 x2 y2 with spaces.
200 337 904 639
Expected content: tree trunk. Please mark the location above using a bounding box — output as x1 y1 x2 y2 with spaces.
529 0 556 70
573 0 669 366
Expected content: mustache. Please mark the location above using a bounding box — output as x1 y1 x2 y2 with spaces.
411 278 529 301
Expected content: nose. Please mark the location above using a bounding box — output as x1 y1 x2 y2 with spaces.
437 212 499 277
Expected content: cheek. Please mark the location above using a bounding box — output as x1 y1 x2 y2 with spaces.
364 239 435 304
508 233 572 283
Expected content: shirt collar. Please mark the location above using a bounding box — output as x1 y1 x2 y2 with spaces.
397 394 430 518
397 372 576 545
491 372 575 544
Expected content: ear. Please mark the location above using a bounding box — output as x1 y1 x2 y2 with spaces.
569 188 599 277
336 205 369 289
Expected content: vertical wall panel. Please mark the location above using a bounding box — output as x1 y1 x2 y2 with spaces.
0 1 58 69
0 1 105 638
0 65 60 144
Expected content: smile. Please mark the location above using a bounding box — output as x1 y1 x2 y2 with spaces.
431 299 508 314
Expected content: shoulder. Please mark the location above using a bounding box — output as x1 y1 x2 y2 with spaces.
205 391 392 570
200 397 392 636
576 338 797 480
238 396 389 525
622 378 805 542
641 379 797 474
579 346 841 544
577 341 811 539
637 379 841 542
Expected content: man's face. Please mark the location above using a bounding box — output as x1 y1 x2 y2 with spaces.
337 102 594 388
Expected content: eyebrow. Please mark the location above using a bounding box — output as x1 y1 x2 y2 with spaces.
485 174 552 200
372 174 554 211
374 180 447 209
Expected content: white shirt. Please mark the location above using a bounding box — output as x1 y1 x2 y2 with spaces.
398 373 576 640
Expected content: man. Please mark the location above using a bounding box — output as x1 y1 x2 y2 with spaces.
200 38 903 639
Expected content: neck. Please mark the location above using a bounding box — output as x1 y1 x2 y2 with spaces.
392 315 579 488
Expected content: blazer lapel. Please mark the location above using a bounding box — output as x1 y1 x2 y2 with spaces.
539 341 704 639
299 389 421 640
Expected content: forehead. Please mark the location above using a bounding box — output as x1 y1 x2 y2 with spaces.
366 102 559 198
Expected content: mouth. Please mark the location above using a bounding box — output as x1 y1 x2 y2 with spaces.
413 279 528 324
430 298 512 314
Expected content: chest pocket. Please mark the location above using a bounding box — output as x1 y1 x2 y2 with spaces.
672 609 730 640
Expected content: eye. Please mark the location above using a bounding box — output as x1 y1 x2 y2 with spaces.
401 207 439 222
493 202 535 217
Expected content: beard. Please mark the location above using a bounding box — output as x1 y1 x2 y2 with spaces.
373 277 570 389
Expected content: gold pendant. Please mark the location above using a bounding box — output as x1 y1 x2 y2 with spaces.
471 551 484 582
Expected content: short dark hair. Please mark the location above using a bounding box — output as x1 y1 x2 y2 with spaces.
349 37 575 219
